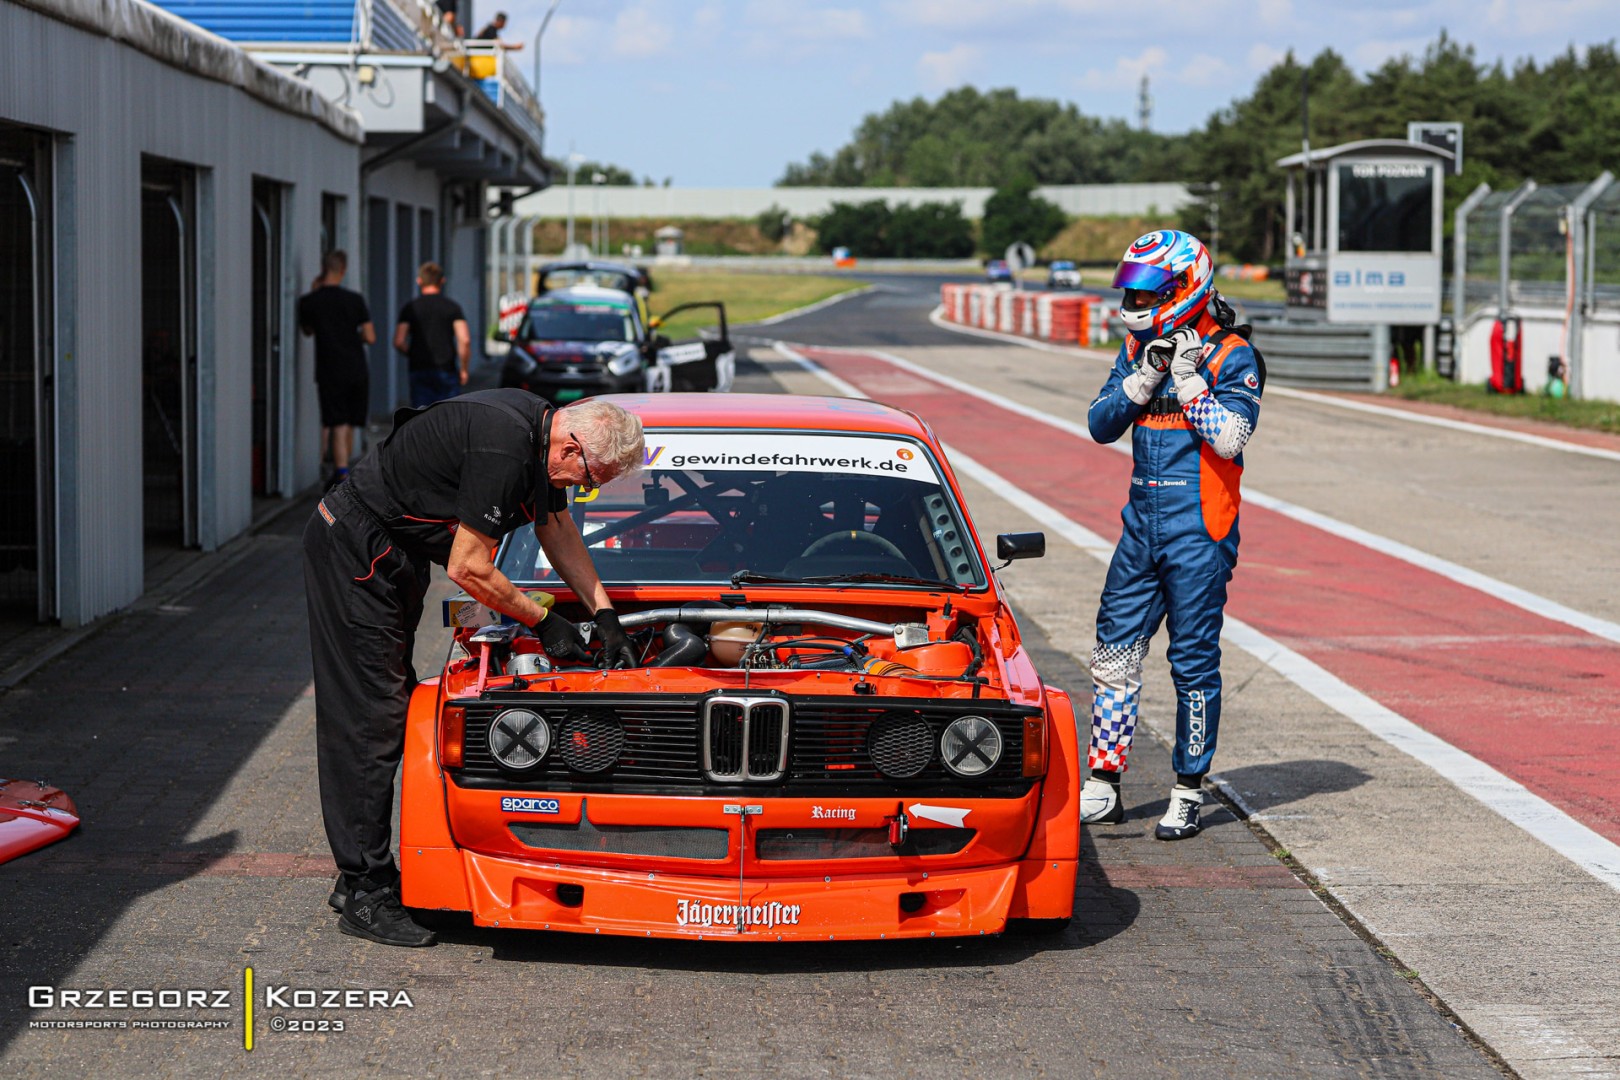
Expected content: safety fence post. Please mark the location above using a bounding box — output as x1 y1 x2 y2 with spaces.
1567 172 1613 400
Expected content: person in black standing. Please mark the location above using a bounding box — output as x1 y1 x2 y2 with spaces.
298 250 375 486
304 393 645 946
394 262 470 407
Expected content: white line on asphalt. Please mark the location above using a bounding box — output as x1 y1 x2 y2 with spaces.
778 338 1620 895
929 301 1620 463
746 285 873 327
808 339 1620 647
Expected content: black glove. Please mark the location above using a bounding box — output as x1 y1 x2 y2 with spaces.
593 609 637 670
533 612 590 663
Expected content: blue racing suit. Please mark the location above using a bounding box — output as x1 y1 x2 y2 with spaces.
1085 313 1263 779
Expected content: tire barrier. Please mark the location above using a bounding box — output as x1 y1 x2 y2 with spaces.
940 283 1109 346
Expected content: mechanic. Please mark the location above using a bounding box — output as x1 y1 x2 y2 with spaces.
303 391 644 946
297 250 374 489
1080 230 1263 840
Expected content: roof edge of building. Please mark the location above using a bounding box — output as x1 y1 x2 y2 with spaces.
14 0 365 143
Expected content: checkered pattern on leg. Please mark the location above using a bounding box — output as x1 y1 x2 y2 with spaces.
1089 637 1148 773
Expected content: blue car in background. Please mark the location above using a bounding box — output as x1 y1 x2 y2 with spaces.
985 259 1013 284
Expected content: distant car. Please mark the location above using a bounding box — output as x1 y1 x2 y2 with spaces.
1046 260 1082 290
985 259 1013 284
400 393 1081 941
499 285 734 403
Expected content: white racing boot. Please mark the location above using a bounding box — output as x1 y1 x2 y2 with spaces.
1079 778 1124 825
1155 784 1204 840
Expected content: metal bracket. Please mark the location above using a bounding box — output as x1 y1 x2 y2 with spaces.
723 805 762 934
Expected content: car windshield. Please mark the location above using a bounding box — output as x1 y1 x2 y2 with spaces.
522 302 635 343
499 431 986 588
542 268 637 292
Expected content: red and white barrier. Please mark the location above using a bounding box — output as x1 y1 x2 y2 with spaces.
940 283 1106 346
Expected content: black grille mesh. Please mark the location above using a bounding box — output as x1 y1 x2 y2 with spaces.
707 702 744 775
866 712 934 779
558 709 625 773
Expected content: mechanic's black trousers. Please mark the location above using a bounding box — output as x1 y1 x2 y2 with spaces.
302 483 431 893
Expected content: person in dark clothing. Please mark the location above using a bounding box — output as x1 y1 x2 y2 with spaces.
473 10 521 44
298 250 375 485
304 393 645 946
394 262 470 407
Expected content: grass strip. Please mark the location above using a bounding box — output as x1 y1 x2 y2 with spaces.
647 271 859 340
1389 370 1620 436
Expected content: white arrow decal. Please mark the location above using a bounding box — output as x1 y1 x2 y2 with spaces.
907 803 970 828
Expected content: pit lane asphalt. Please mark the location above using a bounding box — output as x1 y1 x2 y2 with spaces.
0 283 1504 1077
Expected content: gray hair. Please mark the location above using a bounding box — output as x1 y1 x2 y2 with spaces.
557 399 644 477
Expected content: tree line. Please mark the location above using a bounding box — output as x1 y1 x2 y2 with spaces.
778 35 1620 262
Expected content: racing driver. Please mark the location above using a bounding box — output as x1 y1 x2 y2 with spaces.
303 391 644 946
1081 230 1263 840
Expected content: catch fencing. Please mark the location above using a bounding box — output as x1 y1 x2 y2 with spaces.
1454 172 1618 398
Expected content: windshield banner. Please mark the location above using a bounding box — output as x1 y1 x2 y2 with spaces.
643 434 940 483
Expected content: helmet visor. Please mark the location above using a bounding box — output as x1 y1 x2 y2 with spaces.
1112 261 1177 296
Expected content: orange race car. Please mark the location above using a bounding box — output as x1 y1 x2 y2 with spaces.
400 393 1080 940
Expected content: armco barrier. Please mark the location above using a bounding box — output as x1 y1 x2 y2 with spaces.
940 283 1095 346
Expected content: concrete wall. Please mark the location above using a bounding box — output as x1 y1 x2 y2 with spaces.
512 183 1193 221
1459 306 1620 399
2 1 360 623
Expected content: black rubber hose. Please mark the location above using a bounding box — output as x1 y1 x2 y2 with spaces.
650 622 709 667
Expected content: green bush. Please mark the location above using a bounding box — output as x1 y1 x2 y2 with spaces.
814 200 894 257
888 201 976 258
981 175 1068 258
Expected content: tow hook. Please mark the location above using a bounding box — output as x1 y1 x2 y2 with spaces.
887 804 909 848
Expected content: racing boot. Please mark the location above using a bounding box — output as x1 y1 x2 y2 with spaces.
339 884 436 948
1155 784 1204 841
1079 776 1125 825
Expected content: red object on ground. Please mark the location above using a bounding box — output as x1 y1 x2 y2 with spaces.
0 778 80 864
1490 317 1523 394
803 346 1620 844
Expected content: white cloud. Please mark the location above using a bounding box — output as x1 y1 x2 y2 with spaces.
611 4 673 58
1247 42 1288 72
1182 52 1233 88
1255 0 1292 27
742 0 870 39
917 43 983 90
1076 45 1166 92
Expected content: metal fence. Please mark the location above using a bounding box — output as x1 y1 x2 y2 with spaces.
1455 172 1615 397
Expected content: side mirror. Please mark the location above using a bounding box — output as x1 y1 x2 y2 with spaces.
647 315 663 330
995 532 1045 565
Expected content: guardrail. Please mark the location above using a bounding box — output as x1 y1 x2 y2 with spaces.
939 283 1109 346
1250 322 1386 391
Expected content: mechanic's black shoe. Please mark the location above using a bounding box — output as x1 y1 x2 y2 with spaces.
1154 785 1204 841
338 886 436 947
327 875 350 913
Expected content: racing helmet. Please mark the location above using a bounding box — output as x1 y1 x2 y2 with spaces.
1113 230 1213 342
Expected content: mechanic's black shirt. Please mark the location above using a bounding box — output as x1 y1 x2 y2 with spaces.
298 285 371 384
347 389 568 563
397 293 467 373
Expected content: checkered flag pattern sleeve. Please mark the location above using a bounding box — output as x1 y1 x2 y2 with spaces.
1182 390 1252 459
1089 638 1149 773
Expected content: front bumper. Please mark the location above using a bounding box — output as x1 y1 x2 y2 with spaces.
412 848 1073 940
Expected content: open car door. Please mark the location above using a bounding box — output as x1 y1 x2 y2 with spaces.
0 778 79 864
646 301 734 393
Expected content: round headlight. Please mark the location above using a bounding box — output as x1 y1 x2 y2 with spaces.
868 711 933 779
488 709 550 772
940 715 1002 778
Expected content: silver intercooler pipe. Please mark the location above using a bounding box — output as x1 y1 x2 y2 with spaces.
601 605 901 638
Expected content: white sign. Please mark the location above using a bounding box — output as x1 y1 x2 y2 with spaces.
1326 252 1442 324
641 433 940 484
1004 242 1036 271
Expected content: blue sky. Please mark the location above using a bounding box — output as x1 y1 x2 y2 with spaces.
490 0 1620 186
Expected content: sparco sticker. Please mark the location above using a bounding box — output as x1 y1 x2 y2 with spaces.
676 899 802 929
501 797 560 814
640 434 941 484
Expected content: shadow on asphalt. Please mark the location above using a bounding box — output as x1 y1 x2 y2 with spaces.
1212 760 1373 813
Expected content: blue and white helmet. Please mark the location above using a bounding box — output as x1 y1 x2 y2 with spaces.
1113 230 1213 342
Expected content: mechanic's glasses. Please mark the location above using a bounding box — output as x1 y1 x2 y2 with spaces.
572 434 599 490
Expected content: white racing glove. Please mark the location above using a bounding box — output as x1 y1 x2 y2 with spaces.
1122 337 1173 405
1164 327 1209 404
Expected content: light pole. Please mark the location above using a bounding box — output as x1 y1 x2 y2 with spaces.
531 0 562 104
564 150 584 256
591 171 605 255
